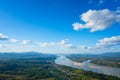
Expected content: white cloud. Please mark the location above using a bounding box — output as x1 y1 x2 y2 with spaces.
0 34 9 40
96 36 120 47
37 42 56 47
72 23 84 31
57 39 66 45
37 39 75 49
38 40 67 48
78 46 89 49
57 39 75 48
50 42 56 46
73 9 120 32
63 44 75 48
38 42 50 47
116 7 120 22
23 40 31 44
0 33 19 43
10 39 18 43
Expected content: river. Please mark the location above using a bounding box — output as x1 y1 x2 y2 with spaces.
55 56 120 78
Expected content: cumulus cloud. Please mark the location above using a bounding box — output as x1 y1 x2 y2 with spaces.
78 46 89 49
38 42 50 47
37 39 75 49
0 34 9 41
10 39 18 43
23 40 31 44
37 42 56 47
0 33 19 43
63 44 75 48
57 40 66 45
96 36 120 47
57 39 75 48
72 9 120 32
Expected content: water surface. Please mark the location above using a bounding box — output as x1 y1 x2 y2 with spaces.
55 56 120 78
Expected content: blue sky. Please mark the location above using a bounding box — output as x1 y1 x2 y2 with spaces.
0 0 120 53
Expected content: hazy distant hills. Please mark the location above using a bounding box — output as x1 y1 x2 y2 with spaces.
0 52 120 60
0 52 56 60
101 52 120 57
67 52 120 58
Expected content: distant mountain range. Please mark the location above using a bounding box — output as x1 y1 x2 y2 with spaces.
67 52 120 58
0 52 56 60
0 52 120 60
101 52 120 57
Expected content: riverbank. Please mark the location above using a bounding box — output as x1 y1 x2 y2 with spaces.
55 56 120 79
73 62 83 66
